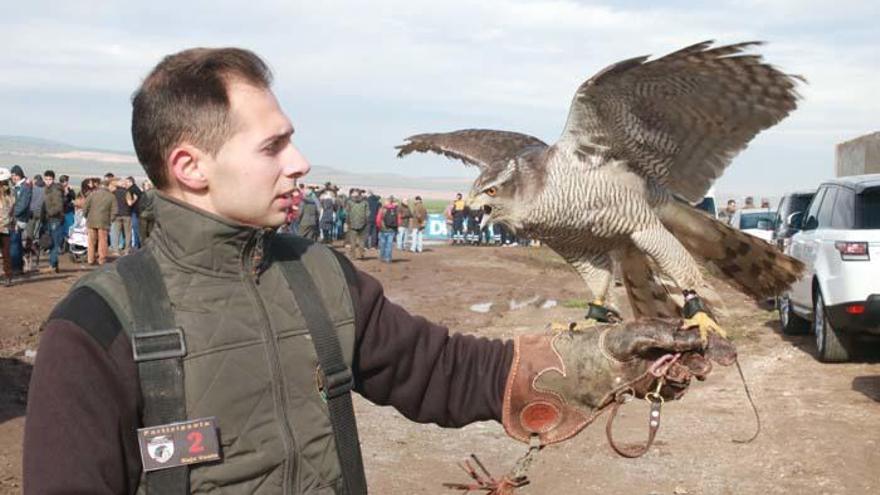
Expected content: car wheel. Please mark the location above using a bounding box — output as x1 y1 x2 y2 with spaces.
778 293 809 335
813 291 850 362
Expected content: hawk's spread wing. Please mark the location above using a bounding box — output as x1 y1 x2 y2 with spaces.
396 129 547 170
558 41 802 203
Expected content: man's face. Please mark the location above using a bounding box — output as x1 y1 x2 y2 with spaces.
11 173 21 183
44 176 54 187
199 81 311 227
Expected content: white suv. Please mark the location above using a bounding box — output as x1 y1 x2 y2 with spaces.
777 174 880 362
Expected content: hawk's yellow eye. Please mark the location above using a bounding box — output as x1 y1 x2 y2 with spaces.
485 187 497 197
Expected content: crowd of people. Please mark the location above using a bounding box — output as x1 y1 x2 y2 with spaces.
717 195 773 225
1 166 538 282
283 182 430 263
286 183 534 263
0 165 156 286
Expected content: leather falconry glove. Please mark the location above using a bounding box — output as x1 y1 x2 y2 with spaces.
503 318 714 446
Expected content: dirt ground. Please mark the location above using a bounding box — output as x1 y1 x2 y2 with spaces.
1 244 879 494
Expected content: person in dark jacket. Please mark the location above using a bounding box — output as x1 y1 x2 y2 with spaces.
23 47 707 495
298 187 320 241
112 177 133 254
137 180 157 241
59 175 76 250
41 170 66 272
9 165 31 273
319 189 336 243
366 190 380 249
344 189 369 260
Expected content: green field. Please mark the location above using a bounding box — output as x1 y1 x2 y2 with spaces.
420 198 450 214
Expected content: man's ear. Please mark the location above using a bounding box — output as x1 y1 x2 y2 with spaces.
168 144 209 191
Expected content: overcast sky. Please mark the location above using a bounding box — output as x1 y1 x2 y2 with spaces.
2 0 877 197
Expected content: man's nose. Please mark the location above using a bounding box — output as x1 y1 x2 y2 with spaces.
285 145 311 178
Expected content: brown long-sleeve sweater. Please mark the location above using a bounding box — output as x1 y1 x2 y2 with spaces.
23 259 512 494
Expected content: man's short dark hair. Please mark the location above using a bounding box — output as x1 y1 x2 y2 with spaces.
131 47 273 190
59 175 69 183
44 170 55 179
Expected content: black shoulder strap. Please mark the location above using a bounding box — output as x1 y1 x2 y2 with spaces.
274 240 368 495
117 251 190 495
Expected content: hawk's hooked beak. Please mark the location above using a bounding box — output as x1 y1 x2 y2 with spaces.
480 206 492 231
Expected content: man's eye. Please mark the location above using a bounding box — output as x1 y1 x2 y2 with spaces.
266 138 290 154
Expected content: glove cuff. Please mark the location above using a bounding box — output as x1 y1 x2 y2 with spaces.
502 334 592 445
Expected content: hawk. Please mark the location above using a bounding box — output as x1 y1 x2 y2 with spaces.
396 41 805 339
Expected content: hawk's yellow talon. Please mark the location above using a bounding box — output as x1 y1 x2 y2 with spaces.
683 311 726 343
549 321 598 333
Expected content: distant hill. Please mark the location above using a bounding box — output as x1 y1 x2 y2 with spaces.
0 135 473 198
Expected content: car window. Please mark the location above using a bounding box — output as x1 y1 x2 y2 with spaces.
740 212 776 230
803 187 826 230
790 194 814 216
856 187 880 229
695 197 716 217
817 186 837 228
831 188 855 229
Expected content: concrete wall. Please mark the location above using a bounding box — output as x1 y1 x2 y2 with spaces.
836 131 880 177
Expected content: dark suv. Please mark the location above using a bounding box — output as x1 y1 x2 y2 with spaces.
772 190 815 251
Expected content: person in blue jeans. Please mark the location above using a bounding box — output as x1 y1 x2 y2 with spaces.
376 196 400 263
42 170 67 273
9 165 31 273
59 175 76 250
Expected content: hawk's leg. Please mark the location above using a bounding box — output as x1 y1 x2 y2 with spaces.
565 253 621 327
630 228 725 342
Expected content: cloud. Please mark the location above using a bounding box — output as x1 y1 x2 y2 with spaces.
0 0 877 188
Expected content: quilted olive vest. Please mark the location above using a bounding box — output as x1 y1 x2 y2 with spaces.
76 193 358 494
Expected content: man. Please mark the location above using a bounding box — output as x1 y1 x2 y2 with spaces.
298 185 320 241
9 165 31 273
319 185 336 243
375 195 400 263
366 190 380 249
409 195 427 253
59 175 76 247
345 188 369 260
396 198 412 250
24 48 707 494
719 199 737 226
113 177 134 254
126 176 143 249
137 180 157 241
41 170 66 273
82 178 117 265
452 192 467 244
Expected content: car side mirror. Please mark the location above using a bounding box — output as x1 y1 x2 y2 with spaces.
803 216 819 231
787 212 804 231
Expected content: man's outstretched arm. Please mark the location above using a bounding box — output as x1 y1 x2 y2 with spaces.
341 255 513 427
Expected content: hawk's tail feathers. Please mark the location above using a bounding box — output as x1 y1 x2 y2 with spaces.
617 245 726 319
658 200 804 300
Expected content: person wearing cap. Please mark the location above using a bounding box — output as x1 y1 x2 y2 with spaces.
0 167 15 285
9 165 31 273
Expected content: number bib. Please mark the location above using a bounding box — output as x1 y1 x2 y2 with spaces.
137 417 221 472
